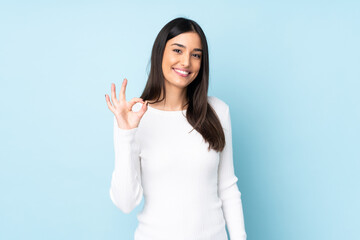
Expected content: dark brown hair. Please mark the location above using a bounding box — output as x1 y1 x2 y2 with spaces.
140 17 226 152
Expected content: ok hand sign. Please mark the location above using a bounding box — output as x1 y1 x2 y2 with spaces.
105 78 148 130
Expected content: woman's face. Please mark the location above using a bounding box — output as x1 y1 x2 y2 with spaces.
161 32 203 90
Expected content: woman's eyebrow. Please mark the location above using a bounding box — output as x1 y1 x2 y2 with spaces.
171 43 203 52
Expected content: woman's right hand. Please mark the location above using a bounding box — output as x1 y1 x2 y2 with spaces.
105 78 148 130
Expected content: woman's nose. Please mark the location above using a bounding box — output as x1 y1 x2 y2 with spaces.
180 54 190 67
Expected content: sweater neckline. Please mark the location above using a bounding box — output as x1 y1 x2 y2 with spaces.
147 105 187 115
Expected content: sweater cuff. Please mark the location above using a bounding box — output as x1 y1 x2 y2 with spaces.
114 126 138 142
113 116 138 142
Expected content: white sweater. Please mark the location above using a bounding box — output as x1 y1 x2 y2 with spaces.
109 96 247 240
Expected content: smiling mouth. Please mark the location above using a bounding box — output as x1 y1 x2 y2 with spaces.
173 68 191 77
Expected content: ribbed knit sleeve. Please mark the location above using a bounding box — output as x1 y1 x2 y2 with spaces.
218 105 247 240
109 116 143 214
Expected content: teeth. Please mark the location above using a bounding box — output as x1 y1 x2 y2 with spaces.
174 68 189 75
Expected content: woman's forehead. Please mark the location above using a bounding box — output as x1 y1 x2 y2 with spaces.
166 32 202 49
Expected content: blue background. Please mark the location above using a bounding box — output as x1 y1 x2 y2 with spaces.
0 0 359 239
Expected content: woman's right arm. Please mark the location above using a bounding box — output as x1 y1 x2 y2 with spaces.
109 115 143 214
105 78 148 214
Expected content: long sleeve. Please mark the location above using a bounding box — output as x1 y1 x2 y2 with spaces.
109 116 143 214
218 105 247 240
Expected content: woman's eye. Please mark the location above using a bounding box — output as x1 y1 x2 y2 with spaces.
173 49 200 59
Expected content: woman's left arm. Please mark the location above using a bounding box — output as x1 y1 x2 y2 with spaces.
218 104 247 240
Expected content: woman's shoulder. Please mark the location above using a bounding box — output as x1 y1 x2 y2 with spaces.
207 96 229 118
208 96 229 110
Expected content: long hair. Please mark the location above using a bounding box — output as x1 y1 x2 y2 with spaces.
140 17 226 152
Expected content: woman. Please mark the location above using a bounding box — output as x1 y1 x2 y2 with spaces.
105 17 247 240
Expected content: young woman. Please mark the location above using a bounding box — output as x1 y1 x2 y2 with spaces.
105 17 247 240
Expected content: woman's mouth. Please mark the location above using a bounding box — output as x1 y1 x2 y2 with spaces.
173 68 191 77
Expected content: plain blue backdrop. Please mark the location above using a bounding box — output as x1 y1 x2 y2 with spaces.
0 0 359 239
